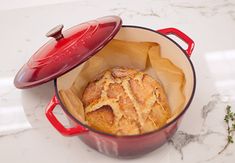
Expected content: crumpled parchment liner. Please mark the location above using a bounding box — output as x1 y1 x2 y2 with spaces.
59 39 185 125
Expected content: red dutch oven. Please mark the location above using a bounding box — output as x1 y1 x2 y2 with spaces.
14 16 196 158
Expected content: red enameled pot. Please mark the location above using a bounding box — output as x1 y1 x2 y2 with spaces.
14 16 196 158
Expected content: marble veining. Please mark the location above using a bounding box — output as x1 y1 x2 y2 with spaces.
201 94 222 130
0 129 32 138
228 10 235 20
169 130 222 160
170 1 235 21
0 0 235 162
110 7 160 17
169 93 234 162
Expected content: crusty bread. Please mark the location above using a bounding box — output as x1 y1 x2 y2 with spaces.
82 67 171 135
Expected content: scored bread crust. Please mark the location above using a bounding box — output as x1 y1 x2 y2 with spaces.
82 67 171 135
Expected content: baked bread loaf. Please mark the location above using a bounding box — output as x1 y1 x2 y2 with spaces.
82 67 171 135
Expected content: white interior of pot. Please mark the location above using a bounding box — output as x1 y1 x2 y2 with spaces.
57 26 195 117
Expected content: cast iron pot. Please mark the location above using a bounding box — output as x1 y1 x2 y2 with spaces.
14 16 196 158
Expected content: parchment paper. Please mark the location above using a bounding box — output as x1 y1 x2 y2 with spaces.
59 39 185 124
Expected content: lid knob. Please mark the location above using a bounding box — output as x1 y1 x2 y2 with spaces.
46 24 64 41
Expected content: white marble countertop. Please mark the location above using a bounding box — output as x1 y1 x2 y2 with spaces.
0 0 235 162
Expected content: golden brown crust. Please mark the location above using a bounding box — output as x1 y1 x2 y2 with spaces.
82 81 104 107
86 105 115 133
82 67 171 135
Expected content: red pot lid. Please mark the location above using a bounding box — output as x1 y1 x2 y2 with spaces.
14 16 122 89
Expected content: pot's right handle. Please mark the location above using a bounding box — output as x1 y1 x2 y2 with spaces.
45 95 88 136
157 28 195 57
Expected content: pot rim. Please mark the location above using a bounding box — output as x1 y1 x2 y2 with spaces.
54 25 196 138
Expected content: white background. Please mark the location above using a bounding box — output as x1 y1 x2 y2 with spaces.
0 0 77 10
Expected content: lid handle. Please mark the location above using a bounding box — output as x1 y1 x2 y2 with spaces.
46 24 64 41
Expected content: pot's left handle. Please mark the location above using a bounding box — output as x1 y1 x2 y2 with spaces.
45 95 88 136
157 28 195 56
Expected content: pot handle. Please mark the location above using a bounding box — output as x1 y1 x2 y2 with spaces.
157 28 195 56
45 95 88 136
